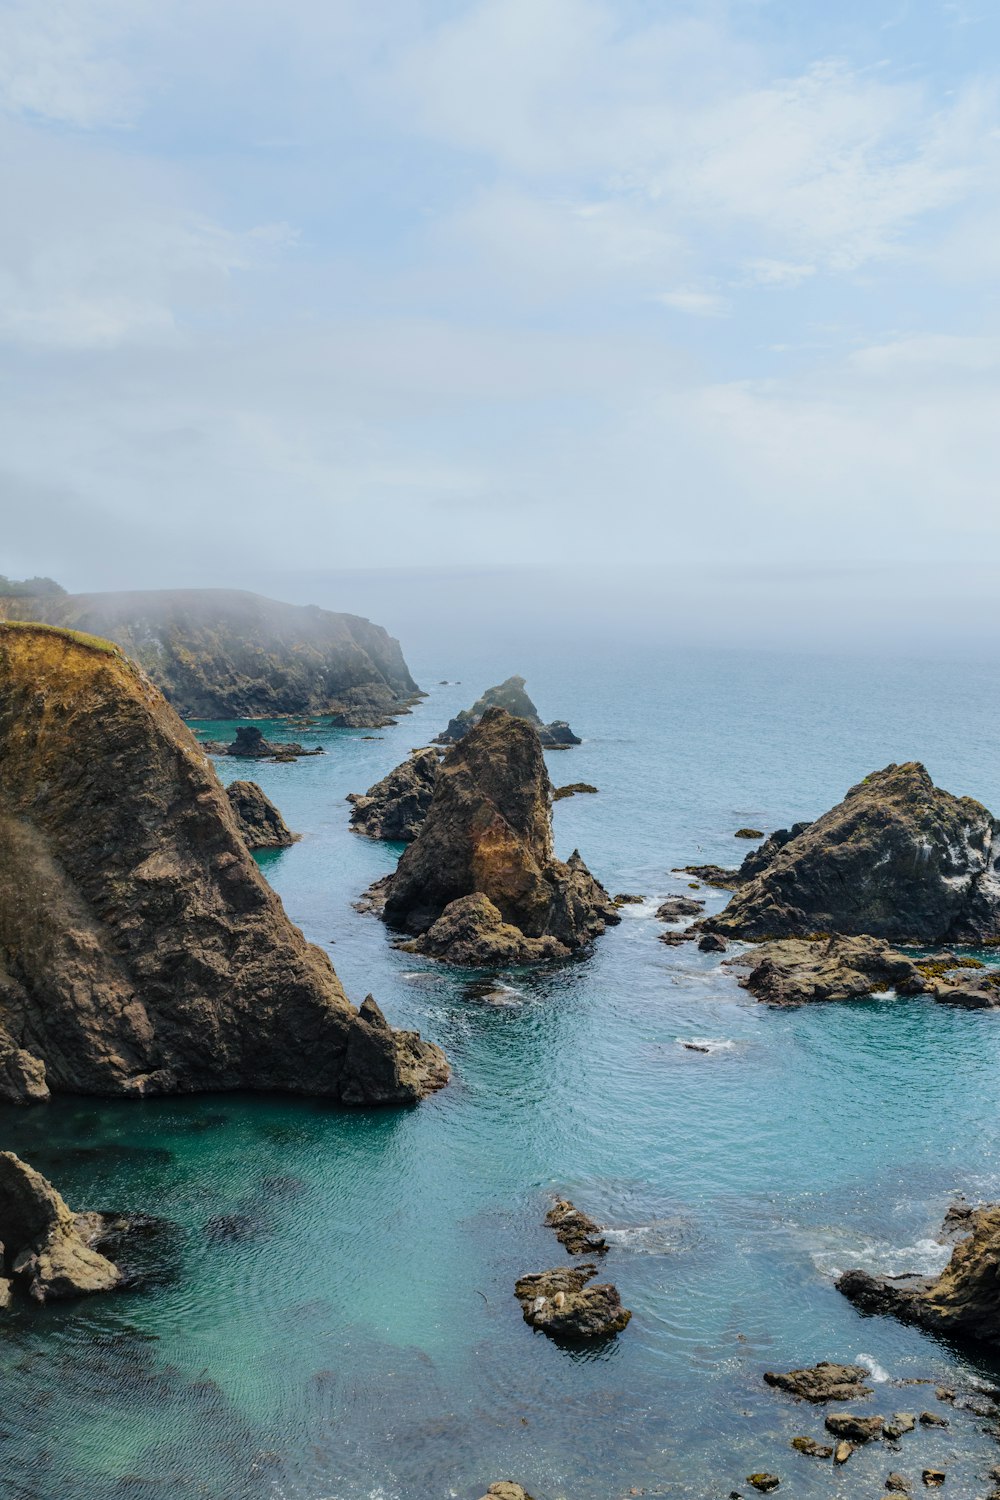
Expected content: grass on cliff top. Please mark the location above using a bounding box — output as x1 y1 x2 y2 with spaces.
0 619 119 656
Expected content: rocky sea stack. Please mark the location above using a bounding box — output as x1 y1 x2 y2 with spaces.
0 586 419 725
381 707 617 964
434 675 580 748
0 622 447 1104
348 747 441 842
705 762 1000 943
225 781 297 850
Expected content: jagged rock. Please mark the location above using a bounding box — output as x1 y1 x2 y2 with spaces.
478 1486 533 1500
402 894 570 966
0 586 419 722
919 1412 948 1427
614 893 643 906
824 1414 884 1443
0 622 447 1104
545 1199 608 1256
705 764 1000 942
657 896 705 920
731 935 923 1005
348 748 441 842
222 726 322 759
514 1263 631 1341
885 1474 912 1493
884 1415 917 1439
764 1362 873 1402
679 864 743 889
837 1203 1000 1346
0 1152 120 1302
790 1437 832 1458
382 708 617 961
553 783 598 801
922 1471 945 1488
226 781 296 850
698 932 727 953
834 1442 853 1464
434 675 581 747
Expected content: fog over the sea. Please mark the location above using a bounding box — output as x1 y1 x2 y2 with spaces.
2 0 999 654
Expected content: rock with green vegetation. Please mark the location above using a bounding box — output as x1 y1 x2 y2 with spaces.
0 586 419 723
0 622 447 1105
382 708 617 962
348 747 442 842
435 675 581 747
0 1151 121 1303
0 574 66 599
838 1202 1000 1347
225 781 296 850
705 763 1000 943
514 1263 631 1340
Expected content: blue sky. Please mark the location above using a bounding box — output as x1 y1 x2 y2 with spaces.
2 0 999 610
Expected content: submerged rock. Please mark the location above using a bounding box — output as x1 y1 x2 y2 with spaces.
225 781 296 850
764 1362 874 1403
434 675 581 748
0 622 447 1104
348 748 441 842
382 708 618 961
0 1151 121 1302
545 1199 608 1256
514 1263 631 1340
705 763 1000 943
837 1202 1000 1347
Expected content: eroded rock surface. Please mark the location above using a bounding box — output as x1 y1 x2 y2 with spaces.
0 623 447 1104
764 1362 874 1403
435 675 581 748
705 764 1000 943
226 781 296 850
545 1199 608 1256
514 1263 631 1340
0 1151 120 1302
382 708 617 962
348 748 441 842
402 894 570 965
730 938 997 1009
837 1203 1000 1347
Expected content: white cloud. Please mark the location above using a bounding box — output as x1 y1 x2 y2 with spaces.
656 287 729 317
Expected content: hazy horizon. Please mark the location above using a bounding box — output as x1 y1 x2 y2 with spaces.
3 1 1000 654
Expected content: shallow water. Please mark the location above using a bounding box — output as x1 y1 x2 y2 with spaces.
5 643 1000 1499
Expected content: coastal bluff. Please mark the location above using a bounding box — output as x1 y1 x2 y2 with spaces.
0 586 419 724
0 622 447 1104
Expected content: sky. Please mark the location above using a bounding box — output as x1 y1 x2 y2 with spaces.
1 0 999 647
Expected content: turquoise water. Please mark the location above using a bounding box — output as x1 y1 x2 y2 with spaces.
5 644 1000 1499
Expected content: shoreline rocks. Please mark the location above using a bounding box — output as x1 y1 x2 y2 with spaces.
380 708 618 965
0 622 447 1105
837 1202 1000 1347
0 1151 122 1303
514 1263 631 1341
434 675 581 748
348 748 441 842
225 781 297 850
728 936 998 1008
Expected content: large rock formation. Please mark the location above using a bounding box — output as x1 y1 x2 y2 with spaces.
0 1151 121 1302
348 748 441 842
729 936 997 1008
837 1203 1000 1347
435 676 580 747
381 708 617 962
0 587 419 724
514 1264 631 1340
0 622 447 1104
225 781 296 851
705 764 1000 943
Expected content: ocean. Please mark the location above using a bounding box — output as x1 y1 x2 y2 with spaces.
4 638 1000 1499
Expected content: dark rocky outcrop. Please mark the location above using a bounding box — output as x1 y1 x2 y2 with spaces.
225 782 296 850
790 1437 833 1458
705 764 1000 943
837 1203 1000 1347
348 748 441 842
0 587 419 723
514 1263 631 1340
553 782 598 801
0 623 447 1104
381 708 617 962
0 1151 121 1302
434 675 580 748
735 827 765 839
656 896 705 920
214 726 323 760
824 1413 884 1444
765 1362 873 1403
728 936 997 1008
545 1199 608 1256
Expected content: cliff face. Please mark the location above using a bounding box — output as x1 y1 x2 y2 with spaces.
383 707 616 959
0 622 447 1104
0 588 418 720
707 763 1000 944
